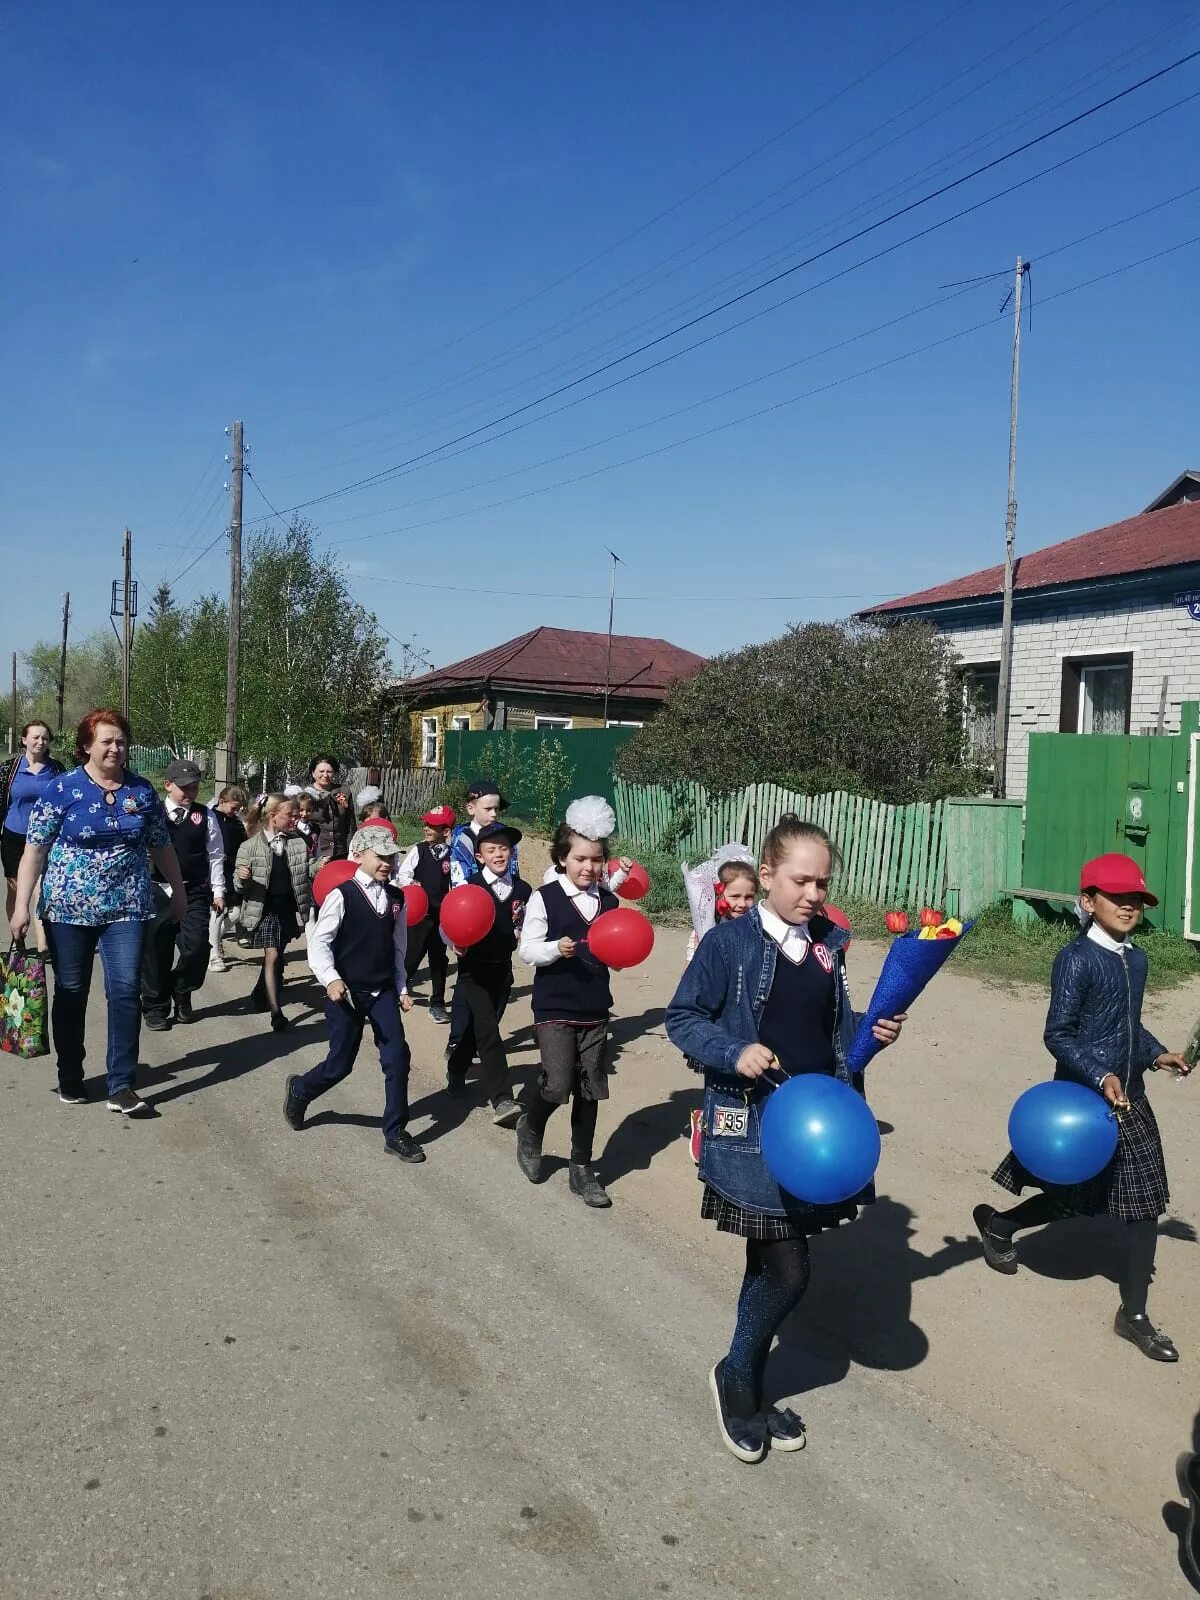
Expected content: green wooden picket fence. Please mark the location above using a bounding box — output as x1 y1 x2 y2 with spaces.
614 780 953 910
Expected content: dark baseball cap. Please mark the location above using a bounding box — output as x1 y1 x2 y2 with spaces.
474 821 522 852
164 758 202 788
467 778 508 808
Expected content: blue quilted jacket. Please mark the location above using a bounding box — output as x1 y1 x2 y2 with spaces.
1044 934 1165 1103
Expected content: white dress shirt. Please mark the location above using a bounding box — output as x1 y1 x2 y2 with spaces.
520 872 606 967
164 798 225 897
308 868 408 996
758 904 813 965
1086 922 1128 953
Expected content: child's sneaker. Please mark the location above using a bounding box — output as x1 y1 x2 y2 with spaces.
688 1108 703 1165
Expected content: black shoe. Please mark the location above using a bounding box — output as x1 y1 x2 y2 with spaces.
766 1406 807 1453
173 994 195 1024
972 1204 1018 1274
708 1360 766 1465
490 1095 522 1129
515 1114 543 1183
429 1004 451 1025
58 1084 88 1106
282 1074 306 1131
143 1012 172 1033
271 1010 291 1033
1176 1452 1200 1585
385 1131 427 1164
568 1161 612 1209
107 1088 151 1116
1114 1307 1179 1362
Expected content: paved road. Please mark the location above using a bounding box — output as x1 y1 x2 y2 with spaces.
0 947 1193 1599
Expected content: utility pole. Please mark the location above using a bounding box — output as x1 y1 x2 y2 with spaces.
602 547 623 726
224 420 244 781
56 592 70 735
121 530 133 719
10 651 16 753
993 257 1027 799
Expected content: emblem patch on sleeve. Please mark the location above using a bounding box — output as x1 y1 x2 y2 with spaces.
711 1105 750 1138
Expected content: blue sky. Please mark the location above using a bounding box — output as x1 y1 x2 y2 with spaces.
3 0 1198 675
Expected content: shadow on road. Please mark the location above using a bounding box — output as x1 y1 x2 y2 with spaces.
1162 1410 1200 1592
140 1019 324 1107
766 1195 978 1404
1013 1214 1197 1287
601 1085 701 1186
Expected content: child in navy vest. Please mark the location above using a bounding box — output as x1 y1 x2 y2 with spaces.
445 822 530 1127
397 805 456 1023
516 797 624 1209
283 826 424 1164
142 758 226 1028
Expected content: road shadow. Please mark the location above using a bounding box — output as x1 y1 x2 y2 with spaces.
404 1081 479 1145
607 1006 668 1074
601 1085 701 1185
1163 1411 1200 1592
140 1019 325 1107
764 1195 978 1405
1011 1214 1197 1287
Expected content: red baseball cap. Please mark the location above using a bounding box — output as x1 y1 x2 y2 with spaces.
1079 852 1157 906
422 805 456 828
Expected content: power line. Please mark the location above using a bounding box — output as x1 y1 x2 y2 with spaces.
319 233 1200 555
249 50 1200 525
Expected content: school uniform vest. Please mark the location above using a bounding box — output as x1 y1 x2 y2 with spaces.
461 871 531 970
162 807 209 889
757 944 837 1077
532 879 619 1023
413 842 451 908
331 879 404 991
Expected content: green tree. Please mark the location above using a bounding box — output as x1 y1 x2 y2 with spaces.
616 618 982 803
16 631 121 748
239 521 392 781
128 583 223 753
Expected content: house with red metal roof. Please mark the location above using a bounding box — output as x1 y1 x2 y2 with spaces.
857 472 1200 797
389 626 704 768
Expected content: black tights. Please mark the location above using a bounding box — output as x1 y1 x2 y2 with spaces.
251 947 286 1015
723 1237 812 1417
523 1092 598 1163
989 1197 1159 1317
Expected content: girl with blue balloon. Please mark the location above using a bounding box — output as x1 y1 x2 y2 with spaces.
666 815 905 1465
974 853 1192 1362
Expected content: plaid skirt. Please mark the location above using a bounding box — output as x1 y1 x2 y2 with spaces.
248 908 299 950
700 1183 868 1241
992 1091 1168 1222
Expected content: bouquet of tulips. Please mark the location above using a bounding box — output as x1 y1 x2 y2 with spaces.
846 906 971 1072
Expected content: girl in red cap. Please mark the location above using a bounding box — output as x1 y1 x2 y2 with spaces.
973 852 1191 1361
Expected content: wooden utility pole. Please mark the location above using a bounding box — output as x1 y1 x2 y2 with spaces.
10 650 16 753
224 420 244 781
120 530 133 719
993 257 1026 799
602 547 623 725
56 592 71 735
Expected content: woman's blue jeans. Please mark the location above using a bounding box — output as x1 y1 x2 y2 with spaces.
44 920 147 1095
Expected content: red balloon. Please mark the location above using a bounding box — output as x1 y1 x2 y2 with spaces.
587 907 655 970
440 883 496 948
313 857 357 908
616 860 651 901
402 883 430 926
825 903 852 948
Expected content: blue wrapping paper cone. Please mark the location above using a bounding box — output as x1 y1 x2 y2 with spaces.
846 924 972 1072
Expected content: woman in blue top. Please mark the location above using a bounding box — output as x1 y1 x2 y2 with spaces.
1 720 64 936
10 708 187 1116
666 815 905 1464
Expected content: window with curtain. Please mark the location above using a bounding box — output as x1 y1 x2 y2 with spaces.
1079 663 1131 734
421 716 439 766
961 665 1000 762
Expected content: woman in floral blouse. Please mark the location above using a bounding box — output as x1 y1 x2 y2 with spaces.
11 709 187 1116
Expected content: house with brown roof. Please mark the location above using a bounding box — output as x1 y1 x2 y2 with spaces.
857 472 1200 797
387 626 705 768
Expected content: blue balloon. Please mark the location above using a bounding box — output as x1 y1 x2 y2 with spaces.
761 1076 881 1206
1007 1081 1119 1186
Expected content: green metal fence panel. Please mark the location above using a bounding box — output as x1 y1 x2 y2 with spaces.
445 727 636 821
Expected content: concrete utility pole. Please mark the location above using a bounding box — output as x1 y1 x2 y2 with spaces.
56 592 70 735
225 420 244 782
602 547 623 726
993 257 1027 799
121 530 133 719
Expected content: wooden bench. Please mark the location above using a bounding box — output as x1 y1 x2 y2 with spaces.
1004 886 1077 926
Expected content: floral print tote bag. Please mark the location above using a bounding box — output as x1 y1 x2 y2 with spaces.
1 943 50 1059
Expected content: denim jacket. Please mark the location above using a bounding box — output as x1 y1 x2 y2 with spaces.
665 908 860 1215
1044 934 1165 1104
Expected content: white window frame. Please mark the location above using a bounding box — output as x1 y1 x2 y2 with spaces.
450 714 471 732
606 719 644 729
420 715 439 767
534 716 573 730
